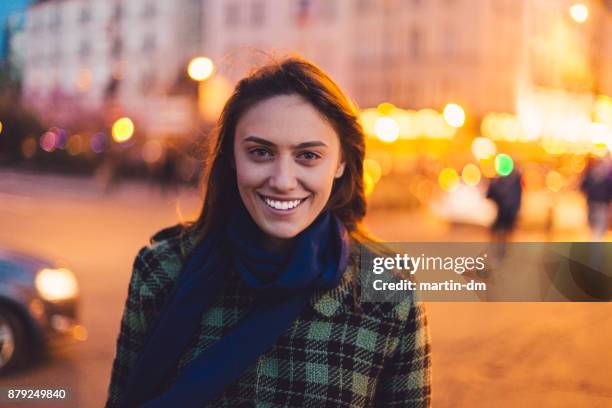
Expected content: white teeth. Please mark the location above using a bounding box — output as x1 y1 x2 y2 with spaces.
263 197 303 210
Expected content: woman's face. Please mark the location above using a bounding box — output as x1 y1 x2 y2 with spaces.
234 94 345 245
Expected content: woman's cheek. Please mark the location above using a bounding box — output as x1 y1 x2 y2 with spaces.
302 167 336 198
237 160 266 186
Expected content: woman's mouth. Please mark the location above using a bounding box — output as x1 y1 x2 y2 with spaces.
259 194 308 212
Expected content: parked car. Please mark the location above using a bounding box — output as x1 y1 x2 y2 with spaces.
0 247 82 374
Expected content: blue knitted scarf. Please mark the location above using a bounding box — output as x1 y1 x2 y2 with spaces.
120 203 349 407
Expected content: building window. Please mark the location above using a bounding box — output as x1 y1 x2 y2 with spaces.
225 2 239 26
49 48 61 64
443 29 457 59
355 0 373 13
49 8 61 32
321 0 337 21
78 40 91 59
142 34 157 53
251 0 265 26
113 4 123 20
28 14 41 34
140 71 156 93
142 1 157 19
409 28 422 60
111 38 122 59
79 6 91 24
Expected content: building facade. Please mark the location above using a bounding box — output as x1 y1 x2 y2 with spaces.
22 0 201 134
202 0 612 119
18 0 612 134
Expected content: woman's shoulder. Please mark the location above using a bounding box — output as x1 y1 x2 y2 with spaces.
315 236 418 324
348 233 397 268
131 224 196 289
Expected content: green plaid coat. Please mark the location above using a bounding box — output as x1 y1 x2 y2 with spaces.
106 226 431 407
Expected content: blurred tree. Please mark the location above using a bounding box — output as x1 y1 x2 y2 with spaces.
0 93 45 165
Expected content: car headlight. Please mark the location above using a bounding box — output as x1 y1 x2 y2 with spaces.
35 268 79 301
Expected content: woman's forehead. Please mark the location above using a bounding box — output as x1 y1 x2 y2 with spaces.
235 94 338 146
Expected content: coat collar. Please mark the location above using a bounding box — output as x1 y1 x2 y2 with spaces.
169 225 400 320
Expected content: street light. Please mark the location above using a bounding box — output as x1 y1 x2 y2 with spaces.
188 57 214 81
569 3 589 24
188 56 216 120
112 117 134 143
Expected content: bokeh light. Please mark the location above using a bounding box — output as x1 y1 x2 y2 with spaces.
594 95 612 126
374 116 400 143
188 57 214 81
363 158 382 184
461 163 482 186
416 108 456 139
546 171 564 192
67 134 84 156
443 103 465 128
40 131 57 152
542 138 568 155
54 128 68 149
439 168 460 192
90 132 108 153
73 325 88 341
377 102 396 116
494 154 514 176
360 109 379 136
569 3 589 23
569 155 586 173
471 137 497 160
364 173 375 197
479 157 497 179
0 120 3 134
142 140 164 164
21 136 37 158
112 117 135 143
75 69 93 92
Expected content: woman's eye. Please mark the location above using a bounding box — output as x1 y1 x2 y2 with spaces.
249 148 273 159
298 151 321 161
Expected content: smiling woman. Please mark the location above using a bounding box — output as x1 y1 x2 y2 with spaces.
106 56 431 408
234 94 346 245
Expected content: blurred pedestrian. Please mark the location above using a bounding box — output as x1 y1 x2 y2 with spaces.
580 156 612 241
106 57 431 408
96 151 120 194
158 146 179 197
486 167 523 254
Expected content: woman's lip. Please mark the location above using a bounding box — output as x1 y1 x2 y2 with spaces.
258 194 309 201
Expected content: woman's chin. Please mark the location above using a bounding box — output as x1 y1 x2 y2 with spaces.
259 222 302 241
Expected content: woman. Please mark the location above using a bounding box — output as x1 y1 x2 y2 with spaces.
106 57 431 407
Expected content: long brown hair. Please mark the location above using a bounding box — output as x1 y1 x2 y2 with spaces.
186 56 370 243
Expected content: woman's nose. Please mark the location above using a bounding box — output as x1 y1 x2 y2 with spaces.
268 158 298 191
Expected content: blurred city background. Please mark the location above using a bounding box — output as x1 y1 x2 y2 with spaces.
0 0 611 407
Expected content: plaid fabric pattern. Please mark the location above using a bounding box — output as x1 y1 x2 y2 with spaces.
106 227 431 408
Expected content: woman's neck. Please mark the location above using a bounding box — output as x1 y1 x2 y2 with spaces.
262 235 295 254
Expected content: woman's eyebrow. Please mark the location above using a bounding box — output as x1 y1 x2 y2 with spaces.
243 136 275 146
243 136 328 149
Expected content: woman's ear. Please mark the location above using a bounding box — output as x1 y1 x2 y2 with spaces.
335 161 346 178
